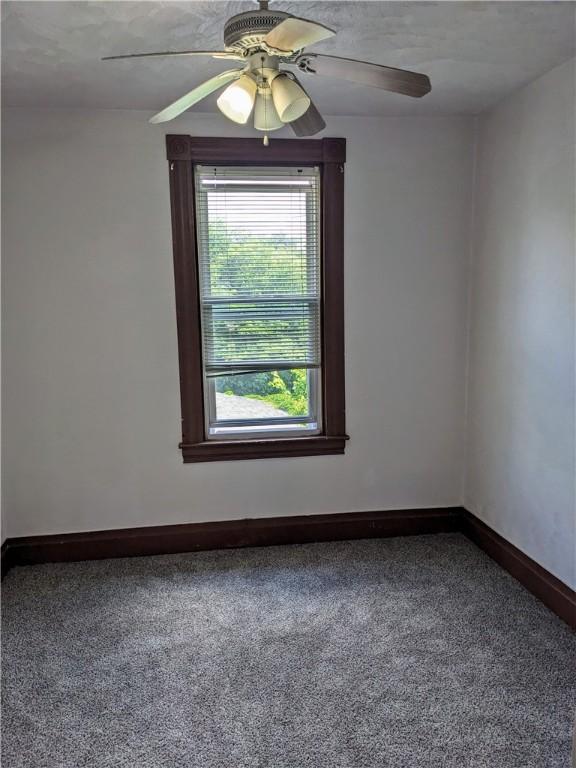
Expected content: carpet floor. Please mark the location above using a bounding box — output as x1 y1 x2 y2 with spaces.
2 533 575 767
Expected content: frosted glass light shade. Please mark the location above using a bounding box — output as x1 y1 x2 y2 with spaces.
271 74 310 123
254 93 284 131
217 75 257 124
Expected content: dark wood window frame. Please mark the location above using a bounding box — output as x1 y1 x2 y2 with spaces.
166 135 348 463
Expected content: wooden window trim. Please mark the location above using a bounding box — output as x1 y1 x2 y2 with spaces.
166 135 348 463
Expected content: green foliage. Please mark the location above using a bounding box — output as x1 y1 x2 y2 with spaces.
215 371 274 397
207 219 310 297
206 219 314 365
215 369 309 417
207 217 313 417
246 370 309 416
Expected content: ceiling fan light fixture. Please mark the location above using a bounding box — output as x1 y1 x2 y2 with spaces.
217 74 257 124
254 92 284 131
105 1 432 137
271 74 310 123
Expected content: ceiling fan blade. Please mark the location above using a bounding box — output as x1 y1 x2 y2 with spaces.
287 76 326 137
290 101 326 137
102 50 242 61
296 53 431 98
264 17 335 53
149 69 242 124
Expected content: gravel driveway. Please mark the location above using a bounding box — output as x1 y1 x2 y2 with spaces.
215 392 289 419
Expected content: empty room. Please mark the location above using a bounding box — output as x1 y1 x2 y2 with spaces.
1 1 575 766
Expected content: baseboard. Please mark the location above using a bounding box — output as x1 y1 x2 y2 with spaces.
0 507 461 573
460 509 576 630
1 540 14 580
3 507 573 630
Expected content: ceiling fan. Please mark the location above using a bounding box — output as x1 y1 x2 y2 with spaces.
103 0 431 143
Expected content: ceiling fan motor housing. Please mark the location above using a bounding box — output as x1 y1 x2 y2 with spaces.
224 10 291 52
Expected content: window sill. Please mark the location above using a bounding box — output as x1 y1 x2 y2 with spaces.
179 435 349 463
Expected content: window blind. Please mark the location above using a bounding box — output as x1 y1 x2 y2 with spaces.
195 165 322 377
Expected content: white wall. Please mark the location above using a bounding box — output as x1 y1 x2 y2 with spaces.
2 109 473 538
465 59 576 589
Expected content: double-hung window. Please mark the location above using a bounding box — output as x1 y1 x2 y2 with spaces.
166 136 347 462
196 165 321 439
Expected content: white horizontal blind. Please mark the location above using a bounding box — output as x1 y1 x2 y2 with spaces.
195 165 321 377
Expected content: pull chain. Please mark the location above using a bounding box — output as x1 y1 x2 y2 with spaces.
261 55 269 147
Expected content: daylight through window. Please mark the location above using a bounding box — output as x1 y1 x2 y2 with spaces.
194 166 322 438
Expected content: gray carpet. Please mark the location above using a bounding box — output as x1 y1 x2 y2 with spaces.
2 533 575 768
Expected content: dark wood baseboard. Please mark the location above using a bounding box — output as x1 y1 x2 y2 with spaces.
1 540 14 580
1 507 460 572
460 509 576 630
2 506 574 630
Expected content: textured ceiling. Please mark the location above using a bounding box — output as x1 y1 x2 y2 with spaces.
2 1 575 116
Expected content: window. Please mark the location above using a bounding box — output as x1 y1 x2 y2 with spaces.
196 165 321 439
166 136 347 462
